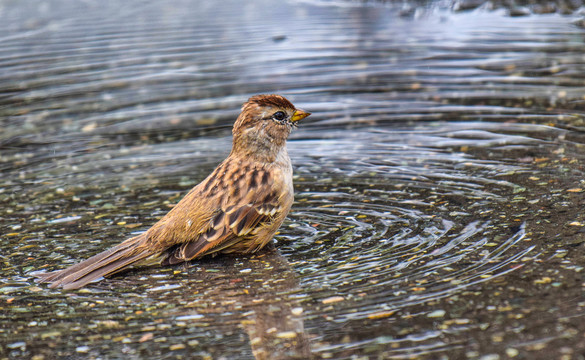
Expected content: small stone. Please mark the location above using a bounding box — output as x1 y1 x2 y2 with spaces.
139 333 154 342
291 307 303 316
534 277 552 284
7 342 26 349
276 331 297 339
367 311 395 320
427 310 446 318
480 355 500 360
322 296 344 304
76 346 90 353
506 348 519 357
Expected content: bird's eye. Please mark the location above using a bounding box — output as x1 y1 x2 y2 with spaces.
272 111 286 121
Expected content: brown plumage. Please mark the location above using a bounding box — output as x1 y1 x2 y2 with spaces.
36 94 310 289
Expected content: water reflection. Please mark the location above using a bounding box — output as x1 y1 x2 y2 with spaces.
139 248 312 360
3 249 312 359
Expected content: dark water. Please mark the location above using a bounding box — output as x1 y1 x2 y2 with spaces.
2 0 585 359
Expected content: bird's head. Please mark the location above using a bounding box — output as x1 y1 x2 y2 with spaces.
231 94 310 160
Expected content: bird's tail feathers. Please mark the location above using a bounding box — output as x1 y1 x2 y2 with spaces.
35 233 154 290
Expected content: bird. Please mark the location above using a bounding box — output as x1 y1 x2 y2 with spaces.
35 94 311 290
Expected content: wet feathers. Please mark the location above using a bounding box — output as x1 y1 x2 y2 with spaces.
36 94 310 289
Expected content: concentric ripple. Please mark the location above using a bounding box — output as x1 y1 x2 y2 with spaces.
284 127 535 299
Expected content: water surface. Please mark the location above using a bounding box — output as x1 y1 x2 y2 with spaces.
2 0 585 359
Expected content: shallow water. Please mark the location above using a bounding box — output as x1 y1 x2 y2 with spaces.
2 0 585 359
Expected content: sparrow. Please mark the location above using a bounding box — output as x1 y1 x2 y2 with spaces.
36 94 310 290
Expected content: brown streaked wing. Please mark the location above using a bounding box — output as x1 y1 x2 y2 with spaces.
164 191 283 263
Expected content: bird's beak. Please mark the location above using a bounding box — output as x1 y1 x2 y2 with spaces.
291 109 311 123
